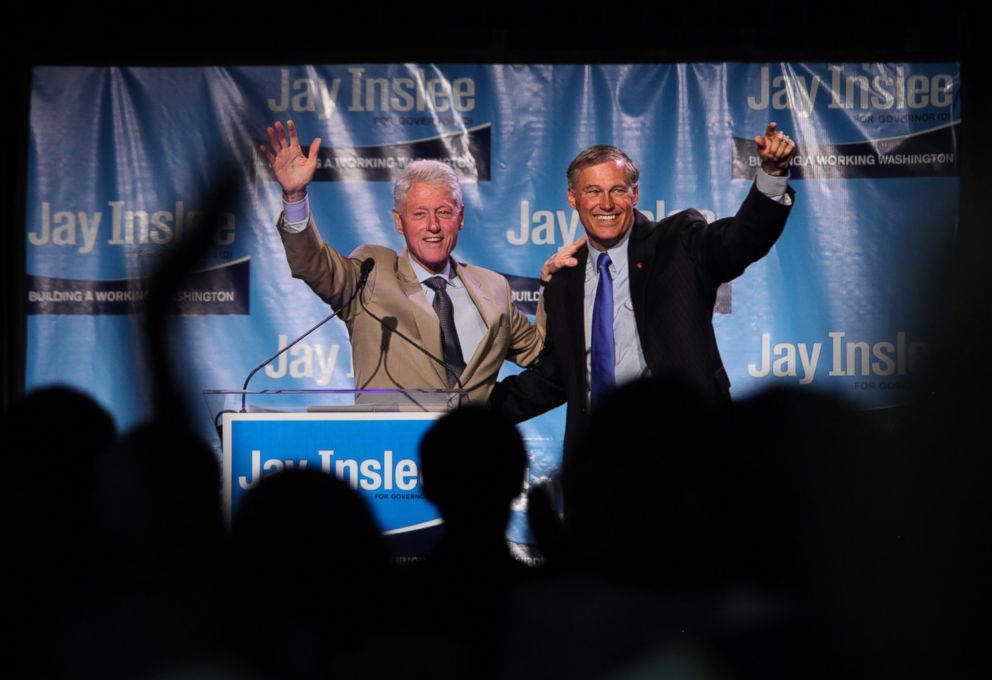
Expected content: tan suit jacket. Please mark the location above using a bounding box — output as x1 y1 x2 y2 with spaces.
279 215 543 404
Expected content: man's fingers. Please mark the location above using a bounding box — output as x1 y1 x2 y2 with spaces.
545 253 581 272
266 125 281 153
259 144 276 166
771 134 794 158
540 244 584 284
563 235 587 254
307 137 322 162
756 127 794 161
287 119 300 148
273 120 290 148
544 238 586 271
755 122 796 172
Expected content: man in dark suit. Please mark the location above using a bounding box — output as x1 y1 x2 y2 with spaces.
490 123 797 455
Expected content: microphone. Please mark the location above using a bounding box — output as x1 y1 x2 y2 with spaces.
358 283 465 394
239 257 375 412
358 257 374 289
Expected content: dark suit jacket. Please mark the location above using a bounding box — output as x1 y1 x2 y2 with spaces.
490 183 794 454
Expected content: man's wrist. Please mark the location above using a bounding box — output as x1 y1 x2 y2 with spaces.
754 167 791 205
282 192 311 232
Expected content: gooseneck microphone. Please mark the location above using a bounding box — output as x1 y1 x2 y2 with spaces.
357 278 465 393
356 256 374 289
239 258 375 412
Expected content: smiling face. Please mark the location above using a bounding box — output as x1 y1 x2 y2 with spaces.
567 159 639 251
393 181 464 274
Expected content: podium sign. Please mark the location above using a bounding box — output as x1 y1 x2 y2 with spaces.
222 412 442 534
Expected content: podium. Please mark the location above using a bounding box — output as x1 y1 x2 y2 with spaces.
204 389 466 552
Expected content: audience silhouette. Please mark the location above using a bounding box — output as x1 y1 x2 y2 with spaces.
3 178 985 678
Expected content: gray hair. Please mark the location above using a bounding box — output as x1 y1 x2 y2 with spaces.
566 145 640 189
393 160 464 212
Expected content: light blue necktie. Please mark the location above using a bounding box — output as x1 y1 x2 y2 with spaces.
591 252 615 405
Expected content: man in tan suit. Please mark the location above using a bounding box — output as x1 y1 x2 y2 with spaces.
261 120 543 404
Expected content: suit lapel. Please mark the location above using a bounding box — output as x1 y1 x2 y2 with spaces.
455 262 499 328
452 261 499 378
397 249 448 386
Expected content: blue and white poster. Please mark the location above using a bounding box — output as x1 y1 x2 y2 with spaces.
26 63 960 541
224 412 441 534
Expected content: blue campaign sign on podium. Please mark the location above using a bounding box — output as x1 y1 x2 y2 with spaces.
222 412 443 536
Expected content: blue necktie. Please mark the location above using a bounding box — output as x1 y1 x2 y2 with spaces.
591 252 615 405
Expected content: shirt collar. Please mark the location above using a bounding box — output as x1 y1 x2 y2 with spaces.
586 226 631 279
408 255 457 287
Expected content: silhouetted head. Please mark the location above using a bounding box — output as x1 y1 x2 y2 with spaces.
3 385 116 548
229 466 387 578
564 375 725 589
4 384 116 471
225 467 389 676
419 407 527 535
98 422 223 562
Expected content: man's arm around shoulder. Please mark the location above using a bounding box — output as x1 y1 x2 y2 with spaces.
489 278 567 423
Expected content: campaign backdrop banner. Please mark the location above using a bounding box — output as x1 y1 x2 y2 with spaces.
27 63 959 542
